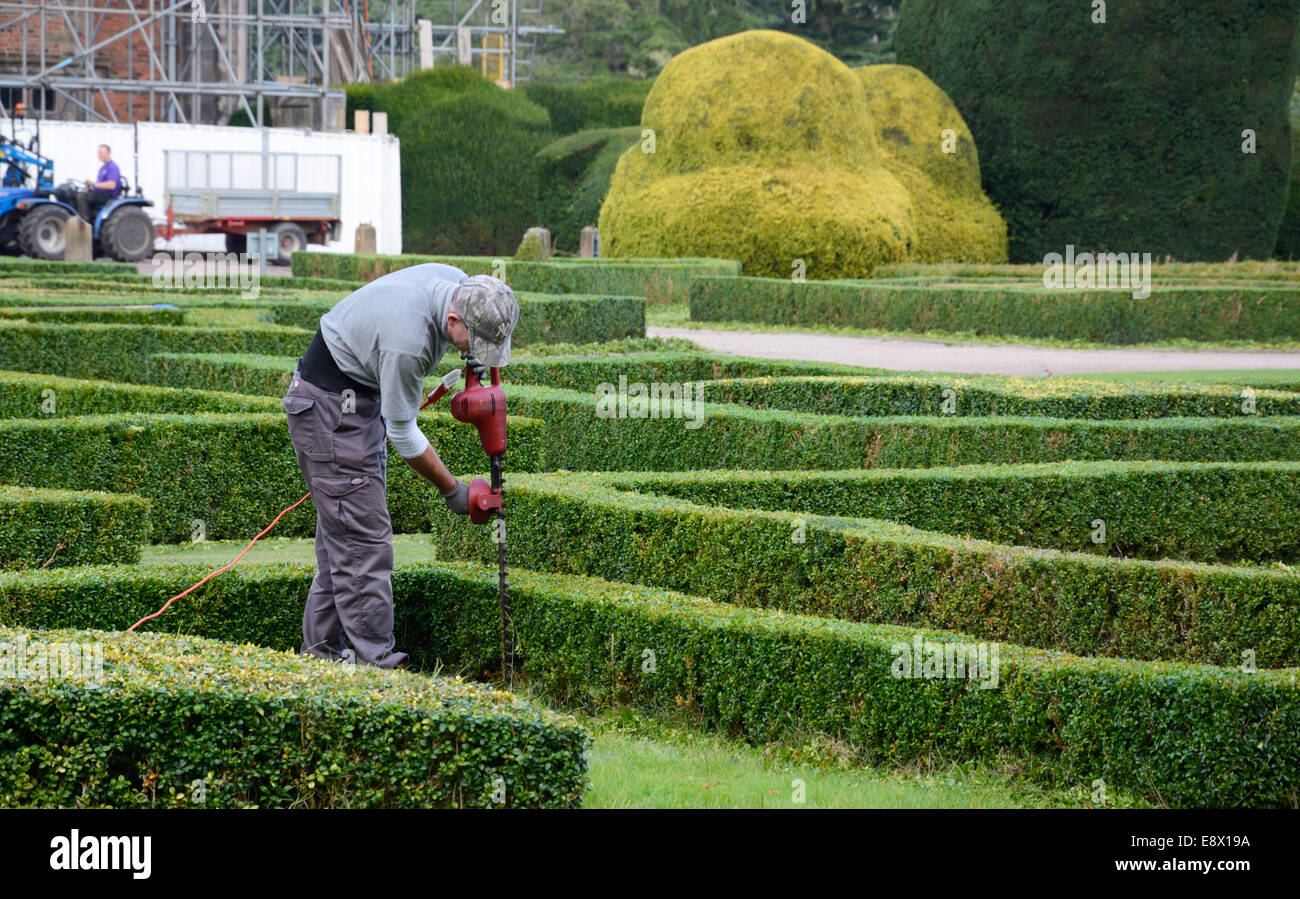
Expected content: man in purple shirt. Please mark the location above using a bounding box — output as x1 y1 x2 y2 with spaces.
78 144 121 220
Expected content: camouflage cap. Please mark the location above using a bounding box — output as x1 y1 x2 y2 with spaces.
453 274 519 367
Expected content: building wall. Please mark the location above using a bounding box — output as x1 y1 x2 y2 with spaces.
3 118 403 254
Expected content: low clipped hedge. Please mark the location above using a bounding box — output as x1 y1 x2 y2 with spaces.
706 375 1300 419
0 561 1294 808
0 625 588 808
594 461 1300 564
0 412 546 542
505 385 1300 471
0 258 133 276
255 292 645 346
142 351 885 399
0 321 313 381
0 370 279 418
0 487 148 569
0 306 187 326
429 473 1300 669
689 277 1300 343
291 252 740 305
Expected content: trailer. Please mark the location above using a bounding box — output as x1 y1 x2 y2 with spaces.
160 149 342 265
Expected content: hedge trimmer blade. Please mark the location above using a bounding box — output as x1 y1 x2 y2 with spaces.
491 453 513 684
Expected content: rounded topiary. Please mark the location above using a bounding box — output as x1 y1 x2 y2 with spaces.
855 64 1007 263
600 30 916 278
897 0 1300 262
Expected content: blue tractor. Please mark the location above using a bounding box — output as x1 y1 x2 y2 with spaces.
0 110 156 262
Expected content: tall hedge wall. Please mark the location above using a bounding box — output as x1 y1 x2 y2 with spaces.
520 79 653 135
896 0 1300 262
535 126 642 253
346 67 553 255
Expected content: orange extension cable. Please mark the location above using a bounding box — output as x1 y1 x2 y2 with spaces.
125 371 462 632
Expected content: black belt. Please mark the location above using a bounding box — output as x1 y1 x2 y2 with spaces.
298 328 378 397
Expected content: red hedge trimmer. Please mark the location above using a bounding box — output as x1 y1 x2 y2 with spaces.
131 360 515 683
422 360 511 681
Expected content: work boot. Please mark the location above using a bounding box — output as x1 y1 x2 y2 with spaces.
74 191 90 221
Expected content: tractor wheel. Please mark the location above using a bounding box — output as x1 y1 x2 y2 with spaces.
225 232 247 255
100 206 156 262
17 205 70 260
270 222 307 266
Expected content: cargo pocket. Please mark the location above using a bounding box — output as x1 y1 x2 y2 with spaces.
283 392 336 462
312 474 383 533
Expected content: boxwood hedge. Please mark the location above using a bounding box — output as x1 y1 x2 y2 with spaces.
0 412 546 542
0 562 1293 808
142 351 885 399
0 371 279 417
291 252 740 305
689 277 1300 344
0 321 313 381
0 486 148 569
504 386 1300 471
705 375 1300 419
591 461 1300 564
0 625 588 808
427 473 1300 669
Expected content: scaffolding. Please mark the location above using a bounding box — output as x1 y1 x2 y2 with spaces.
424 0 562 87
0 0 418 129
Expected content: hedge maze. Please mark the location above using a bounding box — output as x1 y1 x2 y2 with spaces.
0 256 1297 808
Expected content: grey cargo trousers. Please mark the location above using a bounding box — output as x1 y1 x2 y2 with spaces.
282 368 409 669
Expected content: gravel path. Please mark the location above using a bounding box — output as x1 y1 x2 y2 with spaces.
648 326 1300 376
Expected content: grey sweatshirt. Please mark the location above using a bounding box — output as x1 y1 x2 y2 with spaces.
319 262 468 458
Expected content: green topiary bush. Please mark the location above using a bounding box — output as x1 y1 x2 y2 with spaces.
0 625 588 808
345 67 553 255
897 0 1300 262
854 64 1007 263
600 30 919 278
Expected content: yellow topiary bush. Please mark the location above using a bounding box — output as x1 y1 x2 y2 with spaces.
599 31 1008 276
854 64 1008 263
600 30 916 278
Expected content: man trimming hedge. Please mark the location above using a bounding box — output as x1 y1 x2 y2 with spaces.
282 263 519 668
